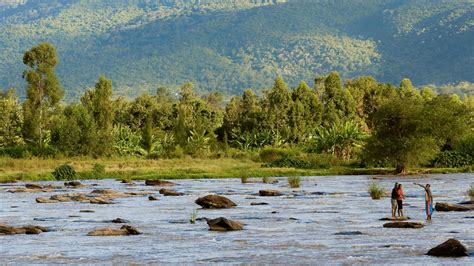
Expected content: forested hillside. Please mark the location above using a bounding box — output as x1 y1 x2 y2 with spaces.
0 0 473 98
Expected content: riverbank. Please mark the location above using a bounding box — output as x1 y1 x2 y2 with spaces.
0 157 467 183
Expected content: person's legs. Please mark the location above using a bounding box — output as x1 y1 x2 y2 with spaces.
397 200 404 217
391 199 397 218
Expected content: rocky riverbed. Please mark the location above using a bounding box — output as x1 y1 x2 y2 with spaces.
0 174 473 264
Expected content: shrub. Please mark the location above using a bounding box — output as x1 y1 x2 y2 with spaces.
241 172 250 184
262 176 272 184
467 185 474 199
288 176 301 188
259 147 301 163
92 163 106 177
368 182 385 200
52 163 76 180
432 151 473 168
263 157 327 169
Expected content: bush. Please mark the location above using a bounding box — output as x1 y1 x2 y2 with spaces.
467 185 474 199
0 146 30 158
259 147 301 163
240 171 250 184
262 176 272 184
263 157 327 169
92 163 106 177
368 182 385 200
288 176 301 188
52 163 76 180
432 151 473 168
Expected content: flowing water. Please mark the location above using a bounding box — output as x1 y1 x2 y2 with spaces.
1 174 473 264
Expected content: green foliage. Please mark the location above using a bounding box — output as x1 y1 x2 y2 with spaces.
368 182 385 200
92 163 106 177
432 151 473 168
112 125 146 156
0 89 23 147
22 42 63 149
52 163 76 180
262 176 272 184
259 147 301 163
263 157 328 170
190 209 198 224
311 121 366 161
287 176 301 188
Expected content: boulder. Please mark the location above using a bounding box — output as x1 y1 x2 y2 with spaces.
36 190 152 204
207 217 243 231
148 196 158 201
87 225 141 236
383 222 424 228
25 183 43 189
145 180 177 186
0 224 49 235
379 217 411 221
435 202 473 212
64 181 83 188
259 189 282 196
110 218 128 224
36 197 58 203
195 195 237 209
159 188 184 196
458 200 474 205
426 239 468 257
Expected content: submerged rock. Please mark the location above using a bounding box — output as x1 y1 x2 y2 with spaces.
379 217 411 221
426 239 468 257
383 222 424 228
435 202 473 212
64 181 84 188
0 224 49 235
159 188 184 196
148 196 158 201
195 195 237 209
145 180 177 186
110 218 128 224
25 183 43 189
87 225 141 236
259 189 282 196
35 190 152 204
207 217 243 231
458 200 474 205
250 202 269 206
335 231 363 236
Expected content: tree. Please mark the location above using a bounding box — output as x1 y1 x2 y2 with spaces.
0 89 23 147
22 42 63 149
289 81 323 142
81 75 114 155
141 113 154 154
264 76 292 140
319 72 356 127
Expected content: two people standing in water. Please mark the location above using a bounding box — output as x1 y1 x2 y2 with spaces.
390 182 433 220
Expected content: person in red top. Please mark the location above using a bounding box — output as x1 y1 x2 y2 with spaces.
396 184 405 217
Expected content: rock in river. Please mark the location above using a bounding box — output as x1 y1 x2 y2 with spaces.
259 189 282 196
426 239 468 257
148 196 158 201
64 181 84 188
87 225 141 236
383 222 424 229
36 189 152 204
0 224 49 235
145 180 177 186
159 188 184 196
435 202 474 212
207 217 243 231
195 195 237 209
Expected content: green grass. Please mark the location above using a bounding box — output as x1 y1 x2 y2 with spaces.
0 156 470 183
369 182 385 200
288 176 301 188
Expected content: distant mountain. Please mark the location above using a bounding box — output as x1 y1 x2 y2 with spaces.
0 0 473 99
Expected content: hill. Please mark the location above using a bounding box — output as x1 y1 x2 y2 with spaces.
0 0 473 98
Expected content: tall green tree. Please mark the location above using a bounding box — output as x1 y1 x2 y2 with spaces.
0 89 23 147
22 42 63 148
81 75 114 155
319 72 356 127
289 81 323 142
264 76 292 140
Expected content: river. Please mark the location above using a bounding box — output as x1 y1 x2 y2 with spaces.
1 174 473 264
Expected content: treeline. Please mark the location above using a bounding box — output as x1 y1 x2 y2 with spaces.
1 43 474 173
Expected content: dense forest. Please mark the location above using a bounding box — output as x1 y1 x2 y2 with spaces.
0 0 473 99
1 43 474 174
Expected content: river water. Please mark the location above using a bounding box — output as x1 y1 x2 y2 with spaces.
1 174 473 264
